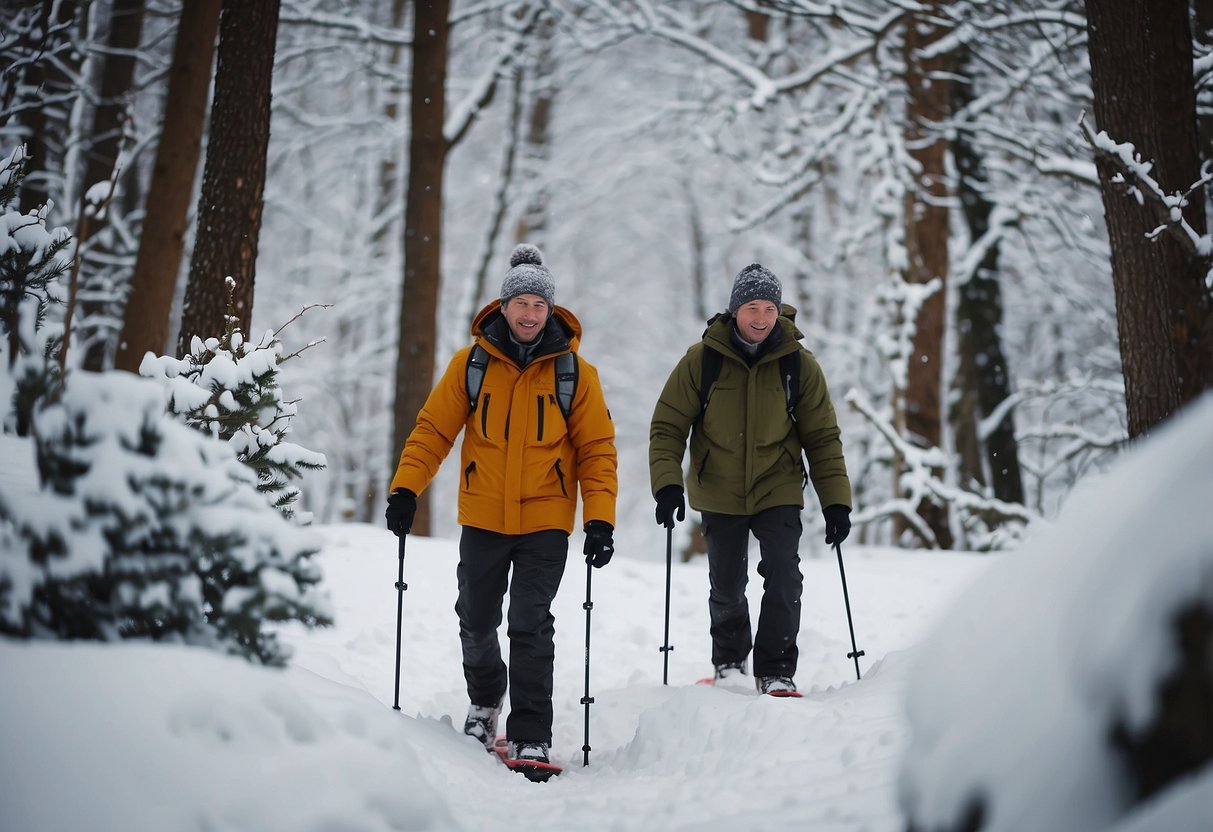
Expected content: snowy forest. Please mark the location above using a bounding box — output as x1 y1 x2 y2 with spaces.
1 1 1212 830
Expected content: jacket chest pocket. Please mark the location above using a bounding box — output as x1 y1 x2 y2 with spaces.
476 385 512 441
530 389 568 446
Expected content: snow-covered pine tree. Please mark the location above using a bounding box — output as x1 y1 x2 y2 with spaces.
1 151 331 663
140 277 326 523
0 146 71 437
6 369 332 663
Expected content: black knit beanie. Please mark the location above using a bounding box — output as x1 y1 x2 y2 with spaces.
728 263 782 314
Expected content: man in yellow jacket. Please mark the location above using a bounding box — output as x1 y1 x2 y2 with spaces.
386 244 617 768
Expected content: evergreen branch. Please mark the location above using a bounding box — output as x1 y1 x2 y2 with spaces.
272 303 332 339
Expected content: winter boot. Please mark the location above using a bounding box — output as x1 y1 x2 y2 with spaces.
756 675 799 697
463 700 502 750
713 660 749 689
507 740 551 765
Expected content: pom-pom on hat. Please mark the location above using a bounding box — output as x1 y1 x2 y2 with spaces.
728 263 782 314
500 244 555 309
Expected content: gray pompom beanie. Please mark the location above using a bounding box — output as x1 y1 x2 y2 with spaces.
500 244 556 309
728 263 782 314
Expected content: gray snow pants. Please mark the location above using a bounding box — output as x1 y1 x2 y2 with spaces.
701 505 803 678
456 526 568 744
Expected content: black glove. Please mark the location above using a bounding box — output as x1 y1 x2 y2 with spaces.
583 520 614 568
654 485 685 528
823 504 851 546
385 489 417 537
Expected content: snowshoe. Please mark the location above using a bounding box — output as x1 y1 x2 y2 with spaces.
756 675 803 698
490 737 562 782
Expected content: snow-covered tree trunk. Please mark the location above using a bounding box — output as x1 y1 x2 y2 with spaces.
899 3 953 548
178 0 280 355
115 0 221 373
950 44 1024 509
12 1 82 216
392 0 450 537
73 0 145 372
1085 0 1212 437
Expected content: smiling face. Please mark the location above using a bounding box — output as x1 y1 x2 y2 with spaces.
734 300 779 344
501 294 550 343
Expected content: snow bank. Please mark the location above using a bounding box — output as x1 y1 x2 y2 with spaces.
898 394 1213 831
0 641 459 832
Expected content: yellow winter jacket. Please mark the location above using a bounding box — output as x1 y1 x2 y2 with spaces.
390 301 617 535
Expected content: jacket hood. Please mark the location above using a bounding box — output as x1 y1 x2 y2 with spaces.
471 299 583 351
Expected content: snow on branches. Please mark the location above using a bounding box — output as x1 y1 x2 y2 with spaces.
0 146 72 437
0 152 330 664
139 279 327 524
2 370 332 663
1080 116 1213 287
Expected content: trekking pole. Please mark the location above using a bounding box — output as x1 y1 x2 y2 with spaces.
392 535 409 710
581 560 595 767
833 541 864 680
659 524 674 684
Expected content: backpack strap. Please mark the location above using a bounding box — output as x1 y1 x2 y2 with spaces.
696 345 800 425
696 346 724 424
466 344 490 413
553 352 578 420
468 344 579 420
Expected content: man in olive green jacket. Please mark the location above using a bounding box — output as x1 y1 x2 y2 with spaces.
649 263 852 696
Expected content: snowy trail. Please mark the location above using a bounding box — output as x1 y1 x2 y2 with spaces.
1 523 989 832
280 524 989 831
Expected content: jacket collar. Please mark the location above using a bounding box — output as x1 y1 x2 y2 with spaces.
703 305 804 365
473 302 576 367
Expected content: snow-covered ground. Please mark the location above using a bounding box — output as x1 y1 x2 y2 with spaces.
1 526 988 831
8 395 1212 832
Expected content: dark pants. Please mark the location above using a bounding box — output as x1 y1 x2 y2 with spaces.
456 526 568 744
701 505 803 678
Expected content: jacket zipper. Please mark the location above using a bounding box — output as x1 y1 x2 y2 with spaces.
537 395 545 441
463 461 476 489
481 393 490 438
554 459 568 496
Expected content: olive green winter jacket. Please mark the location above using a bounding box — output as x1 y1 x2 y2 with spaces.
649 309 851 515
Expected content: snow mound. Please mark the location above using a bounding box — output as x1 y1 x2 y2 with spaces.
898 394 1213 832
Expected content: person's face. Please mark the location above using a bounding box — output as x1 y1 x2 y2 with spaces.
734 300 779 344
502 294 549 343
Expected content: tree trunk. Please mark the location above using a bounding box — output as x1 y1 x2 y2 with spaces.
900 4 953 548
392 0 450 537
950 46 1024 508
115 0 221 371
79 0 143 211
17 0 80 215
1194 0 1212 175
177 0 280 355
76 0 145 372
513 17 556 249
1086 0 1212 437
